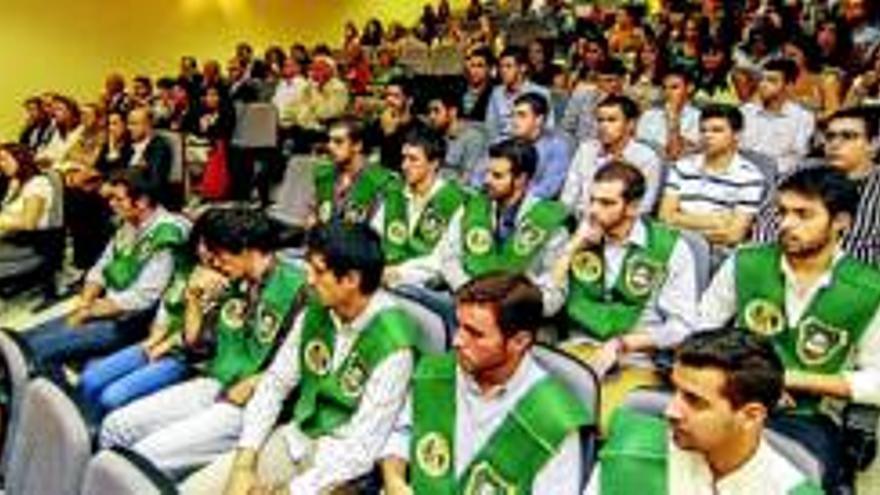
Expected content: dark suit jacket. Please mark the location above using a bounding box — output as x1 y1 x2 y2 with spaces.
140 134 174 190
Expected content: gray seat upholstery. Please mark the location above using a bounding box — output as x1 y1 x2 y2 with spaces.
532 344 601 490
387 289 450 354
267 155 315 228
0 330 33 477
677 228 713 293
622 388 823 483
4 378 91 495
80 447 177 495
232 103 278 149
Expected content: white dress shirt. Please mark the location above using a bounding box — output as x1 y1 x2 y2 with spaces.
740 101 815 174
699 250 880 407
85 207 185 312
238 290 414 495
561 138 662 217
403 195 569 316
585 436 812 495
384 352 583 495
569 219 698 349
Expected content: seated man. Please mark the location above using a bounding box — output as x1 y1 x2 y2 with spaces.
180 222 421 494
23 168 188 379
585 329 823 494
752 106 880 267
561 95 662 218
419 137 569 317
635 65 701 161
100 207 307 475
700 166 880 493
309 116 401 228
78 210 226 418
554 162 697 429
382 274 589 495
381 127 467 284
426 89 488 180
659 104 767 251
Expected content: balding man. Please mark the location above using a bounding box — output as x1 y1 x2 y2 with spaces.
128 106 173 199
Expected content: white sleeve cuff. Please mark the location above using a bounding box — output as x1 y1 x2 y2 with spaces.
845 370 880 406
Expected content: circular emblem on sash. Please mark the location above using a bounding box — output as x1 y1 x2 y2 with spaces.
513 223 547 257
796 317 849 367
464 461 515 495
416 432 452 478
465 228 492 255
571 250 603 283
743 299 785 337
255 307 280 344
318 201 333 223
386 220 408 246
624 257 664 298
340 358 369 398
304 339 332 375
419 208 445 243
343 205 367 224
220 298 247 329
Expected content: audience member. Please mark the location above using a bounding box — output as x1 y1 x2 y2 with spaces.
486 46 554 143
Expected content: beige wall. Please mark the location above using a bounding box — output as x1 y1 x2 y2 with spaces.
0 0 463 138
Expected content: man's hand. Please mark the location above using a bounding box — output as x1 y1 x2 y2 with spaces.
383 267 402 287
247 484 287 495
223 469 257 495
224 376 261 406
380 108 402 135
186 267 229 306
66 308 91 328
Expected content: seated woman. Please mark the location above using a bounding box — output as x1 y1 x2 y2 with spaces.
78 211 227 419
0 143 56 284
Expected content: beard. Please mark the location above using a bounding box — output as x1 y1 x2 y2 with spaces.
780 229 833 258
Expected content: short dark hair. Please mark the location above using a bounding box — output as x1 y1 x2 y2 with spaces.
597 57 628 77
430 87 463 113
306 222 385 294
467 46 496 66
328 115 367 147
662 64 694 85
676 329 783 410
499 46 528 65
403 126 447 163
488 137 537 179
763 58 799 84
514 92 549 117
827 106 879 142
455 273 544 338
699 103 744 132
777 166 860 220
107 168 162 206
593 161 646 203
200 206 277 255
387 75 414 99
133 76 153 91
596 94 640 121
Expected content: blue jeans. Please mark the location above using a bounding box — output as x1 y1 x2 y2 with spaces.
22 311 152 381
80 344 190 416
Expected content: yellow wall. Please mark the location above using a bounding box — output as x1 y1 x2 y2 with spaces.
0 0 463 138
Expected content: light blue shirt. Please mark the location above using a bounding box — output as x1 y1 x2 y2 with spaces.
485 81 555 143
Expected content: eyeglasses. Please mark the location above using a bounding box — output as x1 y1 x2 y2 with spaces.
825 130 865 142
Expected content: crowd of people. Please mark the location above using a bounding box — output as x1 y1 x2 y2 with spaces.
2 0 880 494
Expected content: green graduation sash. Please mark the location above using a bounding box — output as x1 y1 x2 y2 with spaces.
102 220 187 292
566 220 679 340
735 245 880 414
461 195 568 277
313 160 396 225
411 353 590 495
207 260 306 387
383 180 467 264
293 302 421 437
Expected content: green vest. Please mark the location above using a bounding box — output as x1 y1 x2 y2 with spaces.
598 409 823 495
461 195 568 277
383 180 467 264
566 221 679 340
735 245 880 414
207 260 306 387
411 354 590 495
313 160 396 225
294 302 421 438
159 263 194 336
102 219 187 292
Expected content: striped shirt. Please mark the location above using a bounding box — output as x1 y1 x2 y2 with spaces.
665 152 767 215
752 162 880 267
